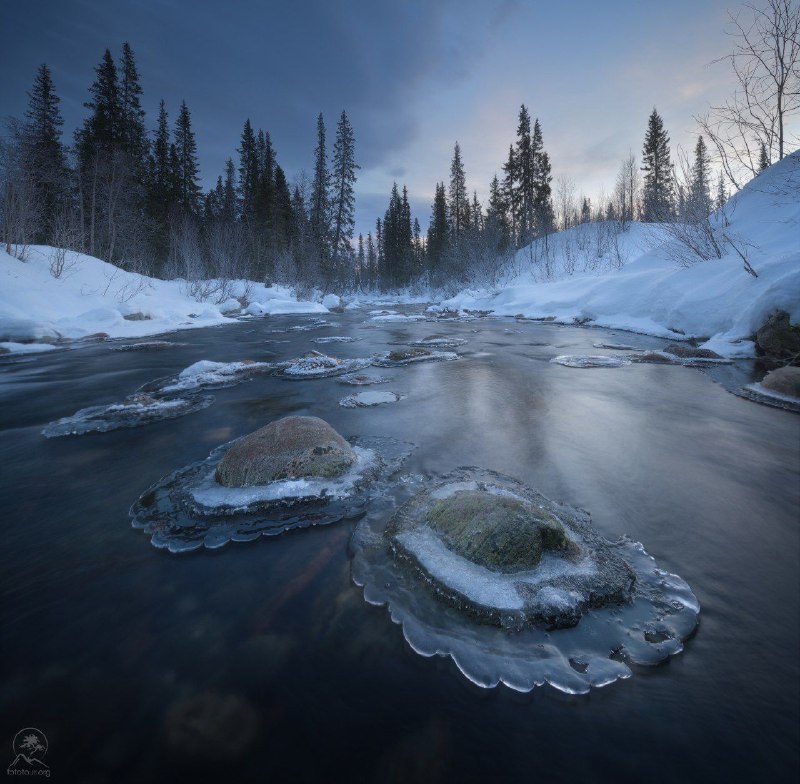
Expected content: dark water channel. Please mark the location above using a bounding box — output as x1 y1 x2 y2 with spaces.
1 307 798 782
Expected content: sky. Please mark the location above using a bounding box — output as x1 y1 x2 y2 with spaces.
1 0 742 237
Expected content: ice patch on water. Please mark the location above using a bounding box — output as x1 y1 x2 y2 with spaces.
407 336 468 348
373 350 458 367
551 355 628 368
629 350 733 367
142 359 273 394
42 394 214 437
369 313 426 322
310 336 360 344
339 390 403 408
131 436 415 553
277 351 373 379
736 382 800 412
338 372 390 386
351 467 699 694
111 340 184 351
592 341 636 350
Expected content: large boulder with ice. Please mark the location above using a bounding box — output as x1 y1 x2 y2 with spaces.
215 415 356 487
663 343 722 359
760 366 800 398
756 311 800 362
423 490 574 572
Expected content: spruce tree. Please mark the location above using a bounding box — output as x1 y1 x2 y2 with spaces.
273 164 294 247
330 110 358 264
309 113 331 268
222 158 238 222
715 172 728 210
366 232 377 288
24 63 67 240
118 42 147 166
237 119 258 221
531 119 553 235
641 108 674 222
515 105 534 239
690 135 713 217
581 197 592 223
427 182 449 272
486 173 510 248
448 142 468 239
173 101 201 215
502 144 518 244
758 142 770 172
78 48 121 159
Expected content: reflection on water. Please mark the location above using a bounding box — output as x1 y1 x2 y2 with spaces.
0 308 798 782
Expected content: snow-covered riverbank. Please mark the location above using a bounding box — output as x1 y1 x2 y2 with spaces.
439 153 800 357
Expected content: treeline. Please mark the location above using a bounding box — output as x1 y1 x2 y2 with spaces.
0 43 360 296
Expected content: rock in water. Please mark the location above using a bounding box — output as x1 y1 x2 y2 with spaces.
215 415 356 487
422 490 574 572
756 310 800 361
663 344 722 359
760 366 800 398
388 347 433 362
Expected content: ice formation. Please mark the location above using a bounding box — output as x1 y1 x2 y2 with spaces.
42 393 214 437
339 390 404 408
551 355 628 368
310 336 361 344
351 468 699 694
373 347 458 367
338 372 391 386
141 359 273 394
276 351 373 379
110 340 184 351
131 430 414 553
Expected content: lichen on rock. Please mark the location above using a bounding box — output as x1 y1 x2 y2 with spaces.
215 415 356 487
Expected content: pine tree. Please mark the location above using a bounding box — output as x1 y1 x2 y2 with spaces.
486 173 510 248
502 145 518 244
310 113 331 265
581 197 592 223
24 63 67 240
366 231 377 288
330 110 358 264
689 135 713 217
471 191 482 233
118 42 147 166
641 108 674 222
515 105 534 239
531 119 553 235
356 233 365 287
715 171 728 210
758 142 770 172
237 119 258 221
427 182 449 272
273 164 294 247
77 48 121 159
222 158 238 222
173 101 201 215
448 142 468 239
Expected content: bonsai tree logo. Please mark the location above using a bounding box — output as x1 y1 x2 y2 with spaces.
8 727 49 771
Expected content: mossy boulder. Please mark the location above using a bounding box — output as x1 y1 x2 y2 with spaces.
756 311 800 361
214 415 355 487
760 366 800 398
388 347 432 362
425 490 573 573
664 344 722 359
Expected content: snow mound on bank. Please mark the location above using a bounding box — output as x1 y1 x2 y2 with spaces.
440 153 800 355
0 246 327 351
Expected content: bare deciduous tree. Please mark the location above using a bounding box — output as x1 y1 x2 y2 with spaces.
697 0 800 188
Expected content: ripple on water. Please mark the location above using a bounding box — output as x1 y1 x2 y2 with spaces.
351 468 699 694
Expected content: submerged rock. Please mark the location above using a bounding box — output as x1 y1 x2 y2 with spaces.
760 366 800 398
664 343 722 359
374 347 458 367
278 351 372 378
756 310 800 362
339 390 403 408
351 468 699 693
551 354 627 368
215 416 356 487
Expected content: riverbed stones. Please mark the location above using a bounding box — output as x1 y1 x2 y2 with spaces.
663 343 722 359
760 366 800 398
387 346 433 362
214 415 356 487
756 310 800 362
425 490 574 572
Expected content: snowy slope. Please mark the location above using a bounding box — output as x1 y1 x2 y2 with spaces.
0 246 326 351
441 152 800 356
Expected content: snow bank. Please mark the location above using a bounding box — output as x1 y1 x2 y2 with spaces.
0 246 327 352
441 153 800 355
